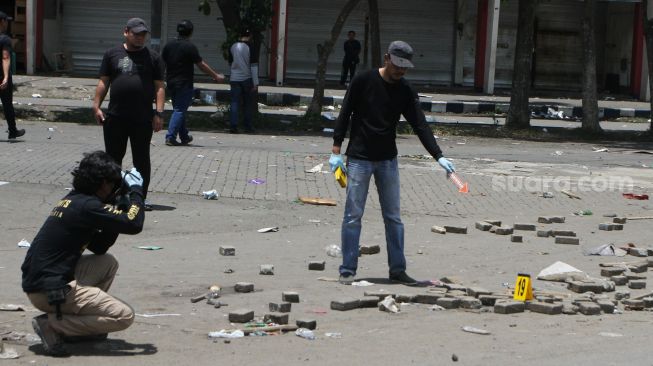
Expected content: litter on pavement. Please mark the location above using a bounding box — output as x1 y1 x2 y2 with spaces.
16 239 30 248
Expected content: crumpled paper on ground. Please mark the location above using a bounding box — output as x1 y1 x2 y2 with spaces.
378 295 400 313
537 261 589 282
208 329 245 339
584 244 627 257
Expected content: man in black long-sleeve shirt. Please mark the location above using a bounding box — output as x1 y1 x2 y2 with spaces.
340 30 361 86
329 41 456 286
22 151 145 356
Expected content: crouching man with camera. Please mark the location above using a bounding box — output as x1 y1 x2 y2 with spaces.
21 151 145 357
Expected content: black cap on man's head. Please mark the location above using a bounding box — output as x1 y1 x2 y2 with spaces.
177 20 194 35
388 41 414 68
0 11 13 21
126 17 149 33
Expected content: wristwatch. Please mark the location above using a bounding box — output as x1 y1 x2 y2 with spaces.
154 110 164 118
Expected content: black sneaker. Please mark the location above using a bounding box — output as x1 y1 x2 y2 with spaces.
32 314 69 357
8 129 25 139
339 273 355 285
180 135 193 145
389 271 418 286
165 138 180 146
63 333 108 343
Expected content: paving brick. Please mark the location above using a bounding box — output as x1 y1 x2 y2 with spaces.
259 264 274 275
269 302 292 313
395 294 417 303
475 221 493 231
359 296 381 308
625 273 646 280
330 298 360 311
443 283 468 291
615 291 630 300
538 217 553 224
229 309 254 323
577 302 601 315
613 217 627 224
264 312 289 325
493 226 514 235
308 261 326 271
479 295 506 306
444 225 468 234
360 244 381 255
628 280 647 289
511 235 523 243
642 297 653 308
414 293 443 304
457 296 483 309
555 236 580 245
436 297 461 309
610 275 628 286
494 301 525 314
484 220 502 226
431 225 446 234
567 281 604 293
282 291 300 303
295 319 317 330
466 287 492 298
599 223 623 231
219 245 235 256
514 223 536 231
527 301 563 315
562 304 578 315
628 263 648 273
363 290 395 300
622 299 645 310
600 267 625 277
596 300 616 314
649 258 653 267
551 230 576 237
537 230 552 238
234 282 254 293
550 216 566 223
628 248 649 257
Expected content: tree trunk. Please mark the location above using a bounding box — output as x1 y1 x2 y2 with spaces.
505 0 536 130
643 0 653 135
581 0 602 133
306 0 362 117
368 0 381 68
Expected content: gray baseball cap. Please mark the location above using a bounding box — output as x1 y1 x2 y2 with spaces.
388 41 414 68
126 18 149 33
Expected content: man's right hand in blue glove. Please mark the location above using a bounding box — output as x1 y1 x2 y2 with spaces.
329 153 346 173
123 167 143 188
437 157 455 174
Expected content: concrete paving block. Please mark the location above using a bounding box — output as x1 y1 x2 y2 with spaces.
494 301 525 314
219 245 235 256
444 225 468 234
577 302 601 315
562 303 578 315
600 267 625 277
514 223 536 231
511 235 523 243
649 258 653 267
622 299 645 310
466 287 492 298
414 293 443 304
443 283 467 292
538 217 553 224
282 291 300 303
259 264 274 275
615 291 630 301
628 280 646 289
431 225 446 234
363 290 395 300
628 263 648 273
475 221 493 231
436 297 460 309
229 309 254 323
551 230 576 237
295 319 317 330
625 273 646 280
330 298 360 311
527 301 563 315
457 296 483 309
269 302 292 313
479 295 509 306
234 282 254 293
596 300 616 314
494 226 514 235
360 244 381 255
550 216 566 223
628 248 649 257
599 223 623 231
537 230 552 238
484 220 502 226
642 297 653 308
395 294 417 303
359 296 381 308
612 217 627 224
264 312 289 325
567 281 604 293
610 275 628 286
555 236 580 245
308 261 326 271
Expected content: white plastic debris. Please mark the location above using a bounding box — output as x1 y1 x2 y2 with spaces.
208 329 245 339
17 239 30 248
202 190 219 200
305 163 324 173
537 261 588 282
584 244 627 257
295 328 316 340
429 305 446 311
135 313 181 318
351 280 374 287
378 295 400 313
0 341 19 359
598 332 623 338
323 128 335 133
257 227 279 233
324 332 342 339
31 94 42 98
325 244 342 257
325 105 335 111
461 326 491 335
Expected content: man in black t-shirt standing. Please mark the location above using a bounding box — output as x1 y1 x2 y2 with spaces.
92 18 165 209
0 11 24 139
340 30 361 86
162 20 224 146
329 41 456 286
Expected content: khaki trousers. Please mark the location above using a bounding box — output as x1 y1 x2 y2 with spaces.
26 254 134 336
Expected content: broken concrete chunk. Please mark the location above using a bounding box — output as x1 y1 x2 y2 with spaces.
596 300 616 314
511 235 523 243
414 293 443 304
435 297 460 309
599 223 623 231
555 236 580 245
395 294 417 303
562 303 579 315
229 309 254 323
219 245 235 256
625 273 646 280
359 296 381 308
628 248 649 257
478 294 509 306
614 291 630 301
295 319 317 330
443 283 467 291
444 225 468 234
264 312 289 325
269 302 291 313
363 290 395 300
234 282 254 293
642 297 653 308
600 267 625 277
475 221 493 231
282 291 300 303
431 225 446 234
537 230 552 238
622 299 645 310
628 280 647 289
457 296 482 309
610 275 628 286
259 264 275 275
613 217 627 224
567 281 604 293
628 263 648 273
494 300 525 314
466 287 492 298
308 261 326 271
359 244 381 255
538 216 566 224
551 230 576 237
330 298 360 311
527 301 563 315
484 220 502 226
577 302 601 315
514 223 536 231
494 226 514 235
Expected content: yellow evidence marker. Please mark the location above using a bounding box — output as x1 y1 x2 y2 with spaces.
335 166 347 188
513 273 533 301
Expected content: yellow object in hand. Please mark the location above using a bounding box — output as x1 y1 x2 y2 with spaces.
335 166 347 188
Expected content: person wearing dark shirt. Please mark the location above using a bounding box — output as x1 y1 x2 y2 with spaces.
329 41 456 286
162 20 224 146
22 151 145 357
92 18 165 210
0 11 24 139
340 30 361 86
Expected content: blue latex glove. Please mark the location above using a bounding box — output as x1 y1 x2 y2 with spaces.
122 167 143 188
329 153 346 173
437 157 455 173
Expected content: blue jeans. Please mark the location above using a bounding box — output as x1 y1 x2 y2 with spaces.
229 79 254 130
339 157 406 276
165 86 193 142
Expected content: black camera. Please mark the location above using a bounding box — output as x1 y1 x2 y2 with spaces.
110 170 132 210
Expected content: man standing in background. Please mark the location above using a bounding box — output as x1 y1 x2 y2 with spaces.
228 29 258 134
0 11 24 140
162 19 225 146
340 30 361 86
